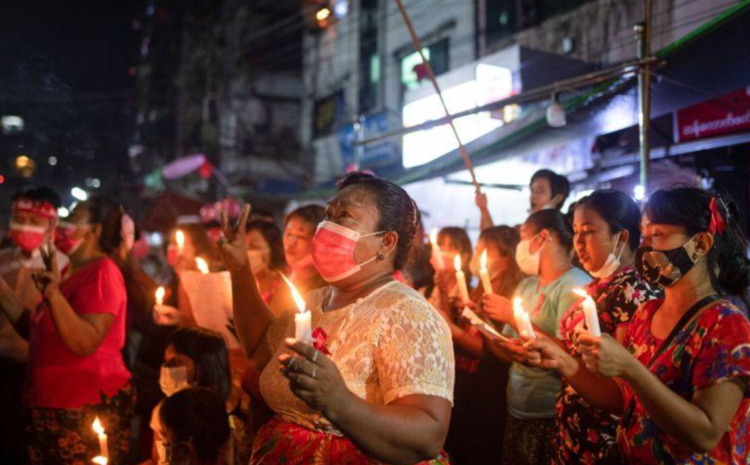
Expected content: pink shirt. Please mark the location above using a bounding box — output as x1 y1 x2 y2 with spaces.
25 258 131 409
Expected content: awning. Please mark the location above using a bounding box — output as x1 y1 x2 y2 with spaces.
389 0 750 186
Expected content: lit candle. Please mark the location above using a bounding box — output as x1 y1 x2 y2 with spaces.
513 297 536 338
430 228 445 270
574 289 601 336
92 457 108 465
454 255 471 305
282 275 313 345
479 250 494 295
92 417 109 460
175 229 185 254
195 257 210 274
155 286 165 306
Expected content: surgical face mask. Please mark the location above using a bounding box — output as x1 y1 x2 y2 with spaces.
590 232 625 279
248 249 270 275
54 222 89 255
635 235 700 288
515 234 544 276
9 222 47 253
311 220 386 283
159 365 191 397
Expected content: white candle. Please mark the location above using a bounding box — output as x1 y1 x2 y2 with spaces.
454 255 471 304
92 457 108 465
155 286 165 306
513 297 536 338
92 417 109 460
175 229 185 254
430 229 445 270
195 257 210 274
574 289 601 336
282 275 314 345
479 250 494 295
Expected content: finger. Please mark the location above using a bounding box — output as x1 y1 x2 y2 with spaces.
285 338 321 364
49 245 59 274
236 204 251 235
220 210 230 236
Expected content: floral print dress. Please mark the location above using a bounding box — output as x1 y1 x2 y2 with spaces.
554 267 661 464
617 299 750 464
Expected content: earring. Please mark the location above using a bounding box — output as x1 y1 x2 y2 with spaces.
376 253 386 262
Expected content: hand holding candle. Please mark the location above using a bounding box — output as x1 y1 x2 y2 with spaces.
479 250 494 296
92 417 109 461
282 275 313 345
454 255 471 305
573 289 601 337
513 297 536 339
430 229 445 270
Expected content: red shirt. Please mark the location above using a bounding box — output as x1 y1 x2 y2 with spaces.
25 258 131 409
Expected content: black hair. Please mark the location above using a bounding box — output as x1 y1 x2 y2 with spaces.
526 209 574 252
480 225 521 257
160 387 230 464
531 169 570 209
246 220 288 271
574 189 642 251
438 227 472 272
336 172 418 270
645 188 750 306
81 196 125 257
12 185 61 209
284 204 325 229
167 327 231 402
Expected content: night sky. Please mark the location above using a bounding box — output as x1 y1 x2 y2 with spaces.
0 1 145 214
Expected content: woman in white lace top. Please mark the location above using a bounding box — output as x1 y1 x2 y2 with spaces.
217 172 455 465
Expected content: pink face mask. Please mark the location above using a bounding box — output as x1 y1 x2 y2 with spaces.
311 221 385 283
10 223 47 253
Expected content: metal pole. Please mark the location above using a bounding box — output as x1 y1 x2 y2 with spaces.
636 0 653 194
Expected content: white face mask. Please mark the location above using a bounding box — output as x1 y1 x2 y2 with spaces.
159 365 190 397
590 232 626 279
516 234 544 276
248 249 269 275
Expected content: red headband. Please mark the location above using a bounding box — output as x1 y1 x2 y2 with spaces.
708 197 727 236
12 199 57 220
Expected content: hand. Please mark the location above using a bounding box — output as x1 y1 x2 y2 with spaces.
33 241 62 299
578 333 635 378
475 191 489 211
217 204 252 274
482 294 513 324
523 333 579 377
153 304 185 326
280 338 353 418
484 336 528 364
433 270 455 295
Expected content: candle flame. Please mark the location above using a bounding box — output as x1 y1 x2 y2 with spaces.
429 228 439 245
480 250 488 269
281 274 306 314
195 257 209 274
572 288 588 298
513 297 523 313
92 417 104 435
155 286 165 305
454 254 462 270
93 457 108 465
175 229 185 248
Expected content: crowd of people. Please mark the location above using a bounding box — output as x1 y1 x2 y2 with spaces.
0 167 749 465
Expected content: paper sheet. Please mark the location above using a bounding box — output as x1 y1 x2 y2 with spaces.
179 270 240 349
462 308 509 342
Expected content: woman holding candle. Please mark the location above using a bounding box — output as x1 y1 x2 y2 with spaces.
481 209 589 465
14 197 133 465
513 190 662 464
427 227 473 310
525 188 750 464
438 226 523 464
218 172 455 465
